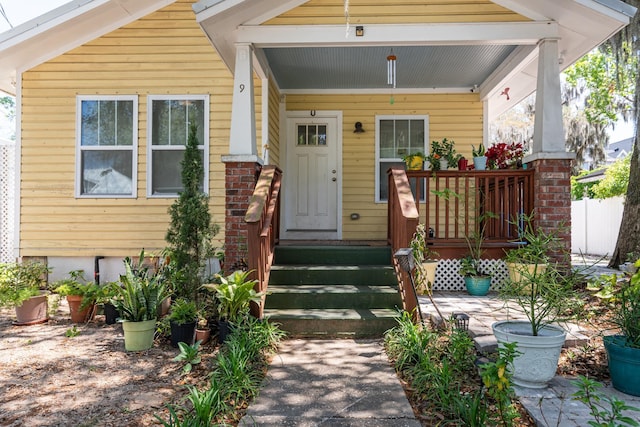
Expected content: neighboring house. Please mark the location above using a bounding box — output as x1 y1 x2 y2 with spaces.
0 0 634 283
606 137 634 163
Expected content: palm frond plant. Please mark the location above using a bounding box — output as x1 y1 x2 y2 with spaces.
113 260 170 322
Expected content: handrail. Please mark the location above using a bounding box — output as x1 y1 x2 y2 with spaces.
245 165 282 318
387 167 419 316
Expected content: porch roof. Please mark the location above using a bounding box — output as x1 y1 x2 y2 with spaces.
194 0 635 119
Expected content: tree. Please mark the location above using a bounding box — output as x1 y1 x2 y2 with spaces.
592 155 631 199
0 95 16 140
165 123 218 301
599 1 640 267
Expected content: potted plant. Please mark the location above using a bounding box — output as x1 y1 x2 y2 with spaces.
603 258 640 396
471 143 487 170
428 138 459 170
52 270 102 323
98 282 122 325
459 240 492 298
0 261 51 325
168 298 197 348
195 314 211 345
111 257 170 351
402 151 425 171
485 142 524 169
493 223 578 388
202 270 264 343
503 212 555 293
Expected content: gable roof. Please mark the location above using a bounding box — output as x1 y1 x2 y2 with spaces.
0 0 176 95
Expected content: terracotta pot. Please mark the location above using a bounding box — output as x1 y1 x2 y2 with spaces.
157 296 171 318
67 295 95 323
14 294 49 325
195 328 211 345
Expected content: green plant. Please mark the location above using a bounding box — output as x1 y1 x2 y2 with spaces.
479 342 520 426
402 151 425 165
173 340 202 374
168 298 197 325
0 261 50 308
202 270 263 323
409 223 439 287
471 143 485 157
572 375 640 426
503 211 561 265
165 123 219 302
111 256 170 322
459 211 498 277
65 326 80 338
611 259 640 348
51 270 102 310
428 137 460 170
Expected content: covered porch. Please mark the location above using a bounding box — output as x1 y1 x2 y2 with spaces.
192 0 634 318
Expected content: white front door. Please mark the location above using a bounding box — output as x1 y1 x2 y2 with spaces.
283 113 341 239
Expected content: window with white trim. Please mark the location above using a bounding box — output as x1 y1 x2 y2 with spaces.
76 96 137 198
375 115 429 202
147 95 209 197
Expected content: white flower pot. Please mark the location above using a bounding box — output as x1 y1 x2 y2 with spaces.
492 320 566 388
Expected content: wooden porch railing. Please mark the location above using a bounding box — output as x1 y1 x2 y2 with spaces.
387 168 420 316
401 168 535 258
245 165 282 318
387 167 535 313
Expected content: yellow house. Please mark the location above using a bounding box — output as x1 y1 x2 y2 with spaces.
0 0 634 285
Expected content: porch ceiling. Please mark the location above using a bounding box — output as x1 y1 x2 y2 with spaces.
194 0 635 119
263 45 517 91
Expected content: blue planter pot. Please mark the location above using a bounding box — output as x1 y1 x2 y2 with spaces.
604 335 640 396
463 275 491 296
473 156 487 170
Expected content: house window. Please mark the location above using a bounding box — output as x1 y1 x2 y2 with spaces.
76 96 138 198
375 115 429 202
147 95 209 197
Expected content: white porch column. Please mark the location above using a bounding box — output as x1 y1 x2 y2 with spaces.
229 43 257 156
532 38 564 154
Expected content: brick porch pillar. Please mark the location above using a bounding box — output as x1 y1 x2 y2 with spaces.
527 157 573 267
222 157 262 273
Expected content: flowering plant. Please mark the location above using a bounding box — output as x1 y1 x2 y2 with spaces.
485 142 524 169
428 138 460 170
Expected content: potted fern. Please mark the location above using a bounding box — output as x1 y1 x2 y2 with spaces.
52 270 102 323
0 261 51 325
111 257 170 351
168 298 197 348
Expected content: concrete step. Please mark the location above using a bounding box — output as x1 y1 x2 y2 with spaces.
265 284 402 310
264 308 400 338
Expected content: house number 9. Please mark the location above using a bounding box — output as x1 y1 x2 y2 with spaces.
239 84 245 92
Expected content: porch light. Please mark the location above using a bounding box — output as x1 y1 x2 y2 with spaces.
387 50 396 88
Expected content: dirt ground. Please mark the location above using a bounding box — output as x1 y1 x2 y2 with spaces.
0 298 217 427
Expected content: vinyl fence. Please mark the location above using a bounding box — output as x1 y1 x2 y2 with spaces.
572 196 624 257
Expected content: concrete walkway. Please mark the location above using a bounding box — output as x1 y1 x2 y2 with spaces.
239 339 421 426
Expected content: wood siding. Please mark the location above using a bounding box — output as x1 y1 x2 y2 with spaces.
266 0 529 25
19 0 263 257
285 93 483 240
266 76 282 167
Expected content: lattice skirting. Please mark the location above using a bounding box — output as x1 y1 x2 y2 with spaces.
432 259 509 292
0 142 15 263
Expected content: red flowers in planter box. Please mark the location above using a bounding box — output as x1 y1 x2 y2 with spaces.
485 142 524 169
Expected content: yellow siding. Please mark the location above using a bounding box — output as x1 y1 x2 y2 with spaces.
265 0 529 25
267 76 282 167
285 93 482 240
20 0 263 257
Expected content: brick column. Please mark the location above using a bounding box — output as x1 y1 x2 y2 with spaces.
528 158 572 266
223 159 262 273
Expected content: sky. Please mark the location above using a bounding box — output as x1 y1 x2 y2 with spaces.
0 0 71 34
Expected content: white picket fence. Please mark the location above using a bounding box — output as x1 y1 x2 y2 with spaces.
571 196 624 257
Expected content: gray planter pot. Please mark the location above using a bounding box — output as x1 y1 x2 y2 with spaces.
492 320 566 388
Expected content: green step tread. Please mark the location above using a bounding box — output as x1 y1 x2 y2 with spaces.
266 284 399 294
264 308 400 320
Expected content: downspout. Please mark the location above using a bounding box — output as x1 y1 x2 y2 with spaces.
94 256 104 285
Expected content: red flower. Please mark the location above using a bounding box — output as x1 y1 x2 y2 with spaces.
485 142 524 169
